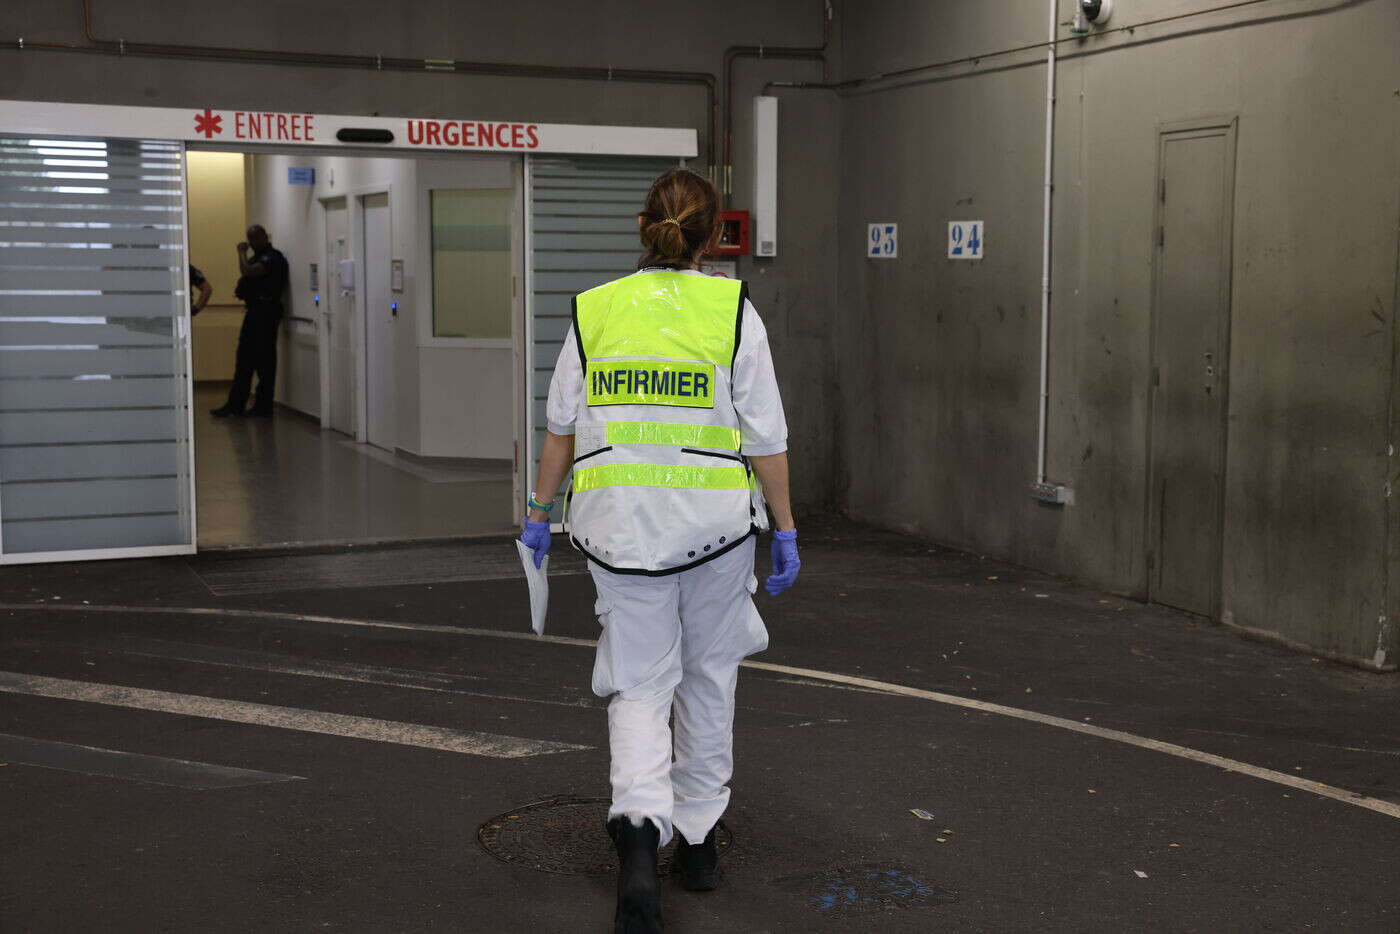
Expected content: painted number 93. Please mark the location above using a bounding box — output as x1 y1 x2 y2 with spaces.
948 221 983 259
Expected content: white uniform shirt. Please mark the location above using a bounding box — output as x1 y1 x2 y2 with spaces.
546 268 788 457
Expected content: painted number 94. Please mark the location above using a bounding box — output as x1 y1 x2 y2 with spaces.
948 221 983 259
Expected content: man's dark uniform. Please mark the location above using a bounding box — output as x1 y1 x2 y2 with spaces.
223 245 289 416
189 265 207 315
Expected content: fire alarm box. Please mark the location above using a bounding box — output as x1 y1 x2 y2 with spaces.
708 210 750 256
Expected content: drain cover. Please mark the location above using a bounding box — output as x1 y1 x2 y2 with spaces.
773 864 958 913
477 795 734 875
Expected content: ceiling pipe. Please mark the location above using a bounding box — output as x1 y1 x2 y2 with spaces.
719 0 831 201
12 0 719 168
763 0 1285 95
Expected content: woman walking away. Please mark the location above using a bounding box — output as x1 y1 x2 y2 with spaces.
519 167 800 933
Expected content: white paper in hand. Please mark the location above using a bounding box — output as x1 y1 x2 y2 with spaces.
515 539 550 635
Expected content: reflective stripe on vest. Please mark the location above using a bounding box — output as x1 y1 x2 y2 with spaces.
572 463 750 493
574 271 742 367
605 422 742 451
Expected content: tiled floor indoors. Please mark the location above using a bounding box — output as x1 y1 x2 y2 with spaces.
193 384 514 549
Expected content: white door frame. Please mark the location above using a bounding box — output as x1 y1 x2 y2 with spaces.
317 198 333 434
179 143 200 553
316 195 342 431
348 183 394 447
515 155 531 521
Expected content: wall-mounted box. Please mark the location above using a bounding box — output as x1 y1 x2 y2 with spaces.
708 209 750 256
752 96 777 257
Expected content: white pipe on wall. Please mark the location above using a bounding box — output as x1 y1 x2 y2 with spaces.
1035 0 1059 485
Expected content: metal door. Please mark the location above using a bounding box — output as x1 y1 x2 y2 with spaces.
0 134 195 563
360 192 394 450
1147 121 1238 616
322 197 354 436
523 155 677 516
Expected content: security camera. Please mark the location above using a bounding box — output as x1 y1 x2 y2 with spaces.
1079 0 1113 25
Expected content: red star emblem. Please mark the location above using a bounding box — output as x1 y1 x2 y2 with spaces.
193 109 223 138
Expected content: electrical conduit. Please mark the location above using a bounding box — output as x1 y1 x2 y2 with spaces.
1036 0 1058 486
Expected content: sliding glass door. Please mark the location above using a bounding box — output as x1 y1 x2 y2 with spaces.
0 134 195 563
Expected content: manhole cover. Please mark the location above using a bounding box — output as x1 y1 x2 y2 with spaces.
773 864 958 913
477 795 734 875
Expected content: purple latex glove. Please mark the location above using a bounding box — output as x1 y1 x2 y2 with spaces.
520 517 552 569
765 528 800 596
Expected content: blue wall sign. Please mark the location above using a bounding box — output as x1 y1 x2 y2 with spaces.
287 167 315 185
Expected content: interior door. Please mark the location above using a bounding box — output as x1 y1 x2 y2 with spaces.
360 191 395 451
0 134 195 563
1147 121 1237 616
322 197 354 437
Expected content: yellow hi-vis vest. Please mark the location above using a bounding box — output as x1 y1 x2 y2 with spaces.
566 270 758 575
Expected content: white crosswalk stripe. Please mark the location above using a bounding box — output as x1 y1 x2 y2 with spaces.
0 670 590 759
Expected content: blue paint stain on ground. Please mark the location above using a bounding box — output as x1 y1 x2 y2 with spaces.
773 863 958 912
812 868 937 910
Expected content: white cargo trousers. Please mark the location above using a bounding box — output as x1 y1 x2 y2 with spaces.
589 537 768 848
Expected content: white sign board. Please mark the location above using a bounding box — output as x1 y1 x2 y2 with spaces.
0 99 697 158
698 258 738 279
868 223 898 258
947 221 984 259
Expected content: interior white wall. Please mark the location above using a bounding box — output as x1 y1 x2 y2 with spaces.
243 150 514 460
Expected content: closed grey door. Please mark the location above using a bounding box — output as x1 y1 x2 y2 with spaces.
525 155 677 509
0 134 195 562
361 191 394 450
322 197 354 436
1148 123 1237 615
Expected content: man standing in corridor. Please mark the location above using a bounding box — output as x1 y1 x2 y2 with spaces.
211 224 289 418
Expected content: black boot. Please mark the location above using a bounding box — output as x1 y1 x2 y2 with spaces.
209 404 242 418
672 824 721 892
607 816 663 933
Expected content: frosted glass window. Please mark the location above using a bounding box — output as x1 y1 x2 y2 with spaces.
0 134 193 558
430 188 512 339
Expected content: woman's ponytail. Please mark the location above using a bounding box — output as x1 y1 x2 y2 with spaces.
637 169 719 270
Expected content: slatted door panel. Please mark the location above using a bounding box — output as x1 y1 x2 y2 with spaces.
525 156 676 510
0 135 193 560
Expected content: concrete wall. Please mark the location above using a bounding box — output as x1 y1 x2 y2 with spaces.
729 66 842 516
6 0 1393 665
1 0 841 505
830 0 1400 667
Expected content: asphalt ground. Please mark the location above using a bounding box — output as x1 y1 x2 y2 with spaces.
1 516 1397 932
